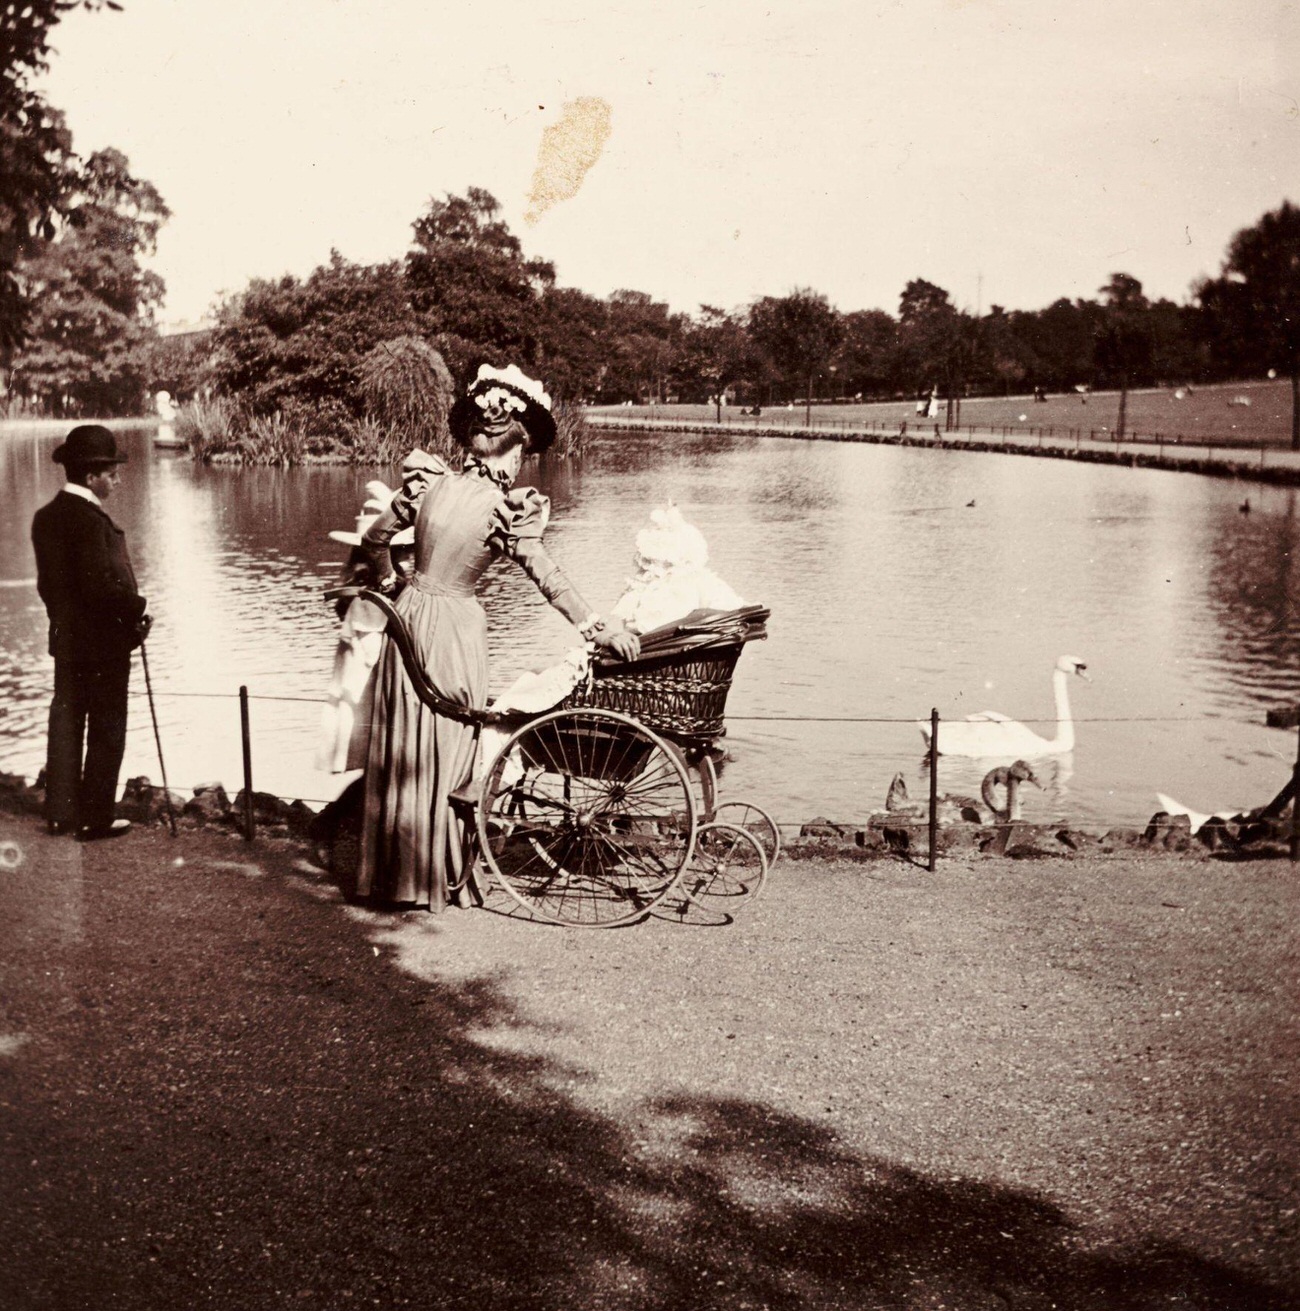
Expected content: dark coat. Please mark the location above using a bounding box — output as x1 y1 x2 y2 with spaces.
31 489 147 662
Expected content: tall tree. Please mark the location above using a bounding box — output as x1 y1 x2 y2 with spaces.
676 305 760 416
747 288 842 424
832 309 897 400
1197 201 1300 450
9 147 168 415
1094 273 1151 439
0 1 121 357
972 305 1028 396
601 289 682 404
536 285 608 401
896 279 971 426
405 186 554 382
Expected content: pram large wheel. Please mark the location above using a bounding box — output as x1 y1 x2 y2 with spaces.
476 708 697 928
678 821 768 916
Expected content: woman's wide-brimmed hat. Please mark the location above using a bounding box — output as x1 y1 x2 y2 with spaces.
51 424 129 467
448 363 556 454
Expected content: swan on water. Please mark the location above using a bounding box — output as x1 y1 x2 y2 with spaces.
919 656 1090 758
1154 793 1244 837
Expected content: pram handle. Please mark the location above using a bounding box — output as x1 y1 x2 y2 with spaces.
325 586 503 727
589 604 770 668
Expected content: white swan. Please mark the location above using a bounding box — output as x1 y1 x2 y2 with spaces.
919 656 1090 758
1154 793 1244 837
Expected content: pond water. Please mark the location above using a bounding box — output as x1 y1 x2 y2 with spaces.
3 422 1299 833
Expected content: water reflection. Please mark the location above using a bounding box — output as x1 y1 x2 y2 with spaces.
2 424 1298 828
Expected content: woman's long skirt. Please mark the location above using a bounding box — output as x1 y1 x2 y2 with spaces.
355 586 487 909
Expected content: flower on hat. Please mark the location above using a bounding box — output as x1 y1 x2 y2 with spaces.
475 387 528 417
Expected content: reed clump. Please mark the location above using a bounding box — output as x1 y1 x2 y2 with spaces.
175 396 238 460
358 337 455 460
552 401 588 458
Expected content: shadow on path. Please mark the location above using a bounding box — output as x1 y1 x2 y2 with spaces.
0 825 1289 1310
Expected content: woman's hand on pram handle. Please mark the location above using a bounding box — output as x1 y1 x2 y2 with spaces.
594 626 640 662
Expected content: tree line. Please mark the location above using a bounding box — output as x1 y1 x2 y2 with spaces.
3 5 1299 449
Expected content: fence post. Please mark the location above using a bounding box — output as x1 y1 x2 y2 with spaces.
928 709 939 872
239 684 255 842
1292 722 1300 863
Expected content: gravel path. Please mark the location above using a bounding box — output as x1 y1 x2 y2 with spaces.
1 818 1296 1309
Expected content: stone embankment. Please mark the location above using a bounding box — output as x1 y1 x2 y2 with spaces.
588 415 1300 486
0 773 1290 864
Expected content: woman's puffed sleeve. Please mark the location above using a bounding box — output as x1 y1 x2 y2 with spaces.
490 487 595 629
362 449 447 574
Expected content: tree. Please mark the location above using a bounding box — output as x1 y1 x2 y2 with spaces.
673 305 762 417
600 290 682 404
1009 298 1100 393
208 252 416 436
1197 201 1300 449
971 305 1027 396
406 187 555 381
896 279 971 428
0 1 121 357
1094 273 1151 439
747 288 842 424
832 309 897 400
9 147 168 415
358 335 454 459
536 285 608 401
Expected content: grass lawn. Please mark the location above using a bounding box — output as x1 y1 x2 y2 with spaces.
591 377 1297 448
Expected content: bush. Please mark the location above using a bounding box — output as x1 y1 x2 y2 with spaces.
358 336 455 459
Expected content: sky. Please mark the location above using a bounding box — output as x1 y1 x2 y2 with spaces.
37 0 1300 327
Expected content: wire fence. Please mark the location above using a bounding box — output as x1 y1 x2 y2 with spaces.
118 684 1269 727
77 681 1298 857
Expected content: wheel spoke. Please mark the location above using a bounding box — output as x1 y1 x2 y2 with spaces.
478 709 696 927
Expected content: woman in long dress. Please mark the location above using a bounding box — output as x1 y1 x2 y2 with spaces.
356 364 637 910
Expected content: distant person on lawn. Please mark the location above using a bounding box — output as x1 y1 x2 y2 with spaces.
31 425 151 841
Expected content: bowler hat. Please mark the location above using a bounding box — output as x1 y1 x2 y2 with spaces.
51 424 128 467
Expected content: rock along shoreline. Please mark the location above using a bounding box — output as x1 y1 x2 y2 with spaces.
1 771 1289 865
588 416 1300 487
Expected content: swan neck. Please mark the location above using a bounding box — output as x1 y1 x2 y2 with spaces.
1052 667 1075 751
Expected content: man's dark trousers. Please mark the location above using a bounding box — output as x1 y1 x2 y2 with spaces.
46 655 131 832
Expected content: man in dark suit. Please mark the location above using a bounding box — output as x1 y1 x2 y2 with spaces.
31 425 151 841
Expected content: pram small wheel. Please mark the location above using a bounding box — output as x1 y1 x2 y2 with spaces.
678 822 768 916
712 800 781 867
476 708 697 927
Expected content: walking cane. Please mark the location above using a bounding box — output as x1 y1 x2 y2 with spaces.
139 640 178 836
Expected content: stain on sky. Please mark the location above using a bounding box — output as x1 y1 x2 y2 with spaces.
525 97 613 225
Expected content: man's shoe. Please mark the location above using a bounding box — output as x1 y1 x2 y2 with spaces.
76 819 132 842
47 820 76 836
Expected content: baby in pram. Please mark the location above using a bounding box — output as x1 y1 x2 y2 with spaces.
477 501 744 770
